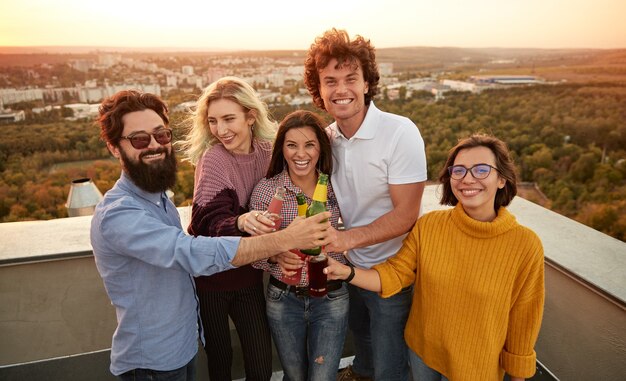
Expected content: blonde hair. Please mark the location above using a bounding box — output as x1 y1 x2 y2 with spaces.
178 76 277 165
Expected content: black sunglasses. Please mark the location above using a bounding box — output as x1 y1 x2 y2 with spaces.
448 163 498 180
120 129 173 149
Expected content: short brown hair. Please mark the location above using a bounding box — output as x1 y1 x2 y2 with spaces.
439 134 517 210
266 110 332 179
304 28 379 110
97 90 169 147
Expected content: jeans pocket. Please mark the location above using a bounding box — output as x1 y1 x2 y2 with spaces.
325 283 349 301
266 283 286 302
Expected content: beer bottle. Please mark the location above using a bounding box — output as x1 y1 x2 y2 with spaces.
296 192 307 218
282 191 308 285
300 173 328 255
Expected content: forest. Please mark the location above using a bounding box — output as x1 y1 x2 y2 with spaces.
0 82 625 241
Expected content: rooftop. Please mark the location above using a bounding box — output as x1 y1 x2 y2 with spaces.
0 185 624 380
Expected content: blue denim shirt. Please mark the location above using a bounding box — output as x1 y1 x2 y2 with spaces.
90 172 240 375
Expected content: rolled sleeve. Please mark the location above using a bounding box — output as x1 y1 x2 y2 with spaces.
501 241 545 378
500 349 537 378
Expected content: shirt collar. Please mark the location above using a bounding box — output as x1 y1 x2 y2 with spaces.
330 102 380 141
119 171 166 206
278 170 301 194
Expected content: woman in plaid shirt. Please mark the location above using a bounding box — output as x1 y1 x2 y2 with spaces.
250 110 349 381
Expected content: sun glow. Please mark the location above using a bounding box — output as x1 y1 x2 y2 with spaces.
1 0 625 49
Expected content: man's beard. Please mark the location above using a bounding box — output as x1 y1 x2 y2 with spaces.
120 146 178 193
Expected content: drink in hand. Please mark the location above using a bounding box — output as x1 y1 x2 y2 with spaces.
282 192 308 285
266 186 286 228
300 173 328 256
308 252 328 297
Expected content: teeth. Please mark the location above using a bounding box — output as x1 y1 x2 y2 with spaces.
461 189 480 195
334 99 351 104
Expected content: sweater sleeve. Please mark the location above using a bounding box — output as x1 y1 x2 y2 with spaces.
249 179 273 271
373 220 420 298
188 151 245 238
500 232 545 378
189 188 244 237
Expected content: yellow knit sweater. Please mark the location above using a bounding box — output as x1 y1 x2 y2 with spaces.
374 204 544 381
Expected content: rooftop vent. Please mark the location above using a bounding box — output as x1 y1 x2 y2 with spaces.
65 178 103 217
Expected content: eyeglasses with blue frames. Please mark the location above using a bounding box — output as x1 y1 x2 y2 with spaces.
448 163 498 180
120 128 172 149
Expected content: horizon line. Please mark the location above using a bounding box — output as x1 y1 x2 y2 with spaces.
1 45 624 54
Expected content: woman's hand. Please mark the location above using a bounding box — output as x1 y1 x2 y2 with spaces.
273 251 305 276
324 256 352 281
238 210 280 236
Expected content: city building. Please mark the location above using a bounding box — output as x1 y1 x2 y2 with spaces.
181 65 194 75
471 75 544 85
0 109 25 123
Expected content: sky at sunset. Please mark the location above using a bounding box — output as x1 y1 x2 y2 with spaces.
1 0 625 50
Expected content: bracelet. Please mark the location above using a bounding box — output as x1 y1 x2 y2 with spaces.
345 265 356 283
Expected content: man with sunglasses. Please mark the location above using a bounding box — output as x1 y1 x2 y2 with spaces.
90 90 332 381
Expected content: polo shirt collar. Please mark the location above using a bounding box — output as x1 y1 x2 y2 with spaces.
333 102 380 141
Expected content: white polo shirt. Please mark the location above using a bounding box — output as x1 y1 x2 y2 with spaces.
327 102 427 268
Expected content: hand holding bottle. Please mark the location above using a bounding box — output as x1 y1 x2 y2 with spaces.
238 186 286 235
282 191 309 285
282 212 332 251
323 256 352 281
301 173 329 256
274 251 307 279
237 210 279 235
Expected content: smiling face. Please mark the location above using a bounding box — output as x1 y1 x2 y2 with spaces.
207 98 255 154
109 109 171 165
318 58 369 132
107 108 177 193
451 146 506 222
283 126 320 183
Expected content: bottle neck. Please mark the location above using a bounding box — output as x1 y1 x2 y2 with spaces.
312 184 328 203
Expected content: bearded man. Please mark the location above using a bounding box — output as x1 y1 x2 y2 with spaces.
90 90 331 381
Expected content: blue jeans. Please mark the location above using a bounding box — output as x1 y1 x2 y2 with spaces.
118 355 196 381
409 350 448 381
266 282 349 381
348 283 412 381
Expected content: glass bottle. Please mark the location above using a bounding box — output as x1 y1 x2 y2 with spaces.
266 186 286 228
282 192 308 285
300 173 328 256
302 173 329 297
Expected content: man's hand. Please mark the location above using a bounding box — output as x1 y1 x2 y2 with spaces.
281 212 332 251
232 212 331 267
325 226 351 253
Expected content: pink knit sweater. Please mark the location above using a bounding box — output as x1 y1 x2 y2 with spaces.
188 139 272 291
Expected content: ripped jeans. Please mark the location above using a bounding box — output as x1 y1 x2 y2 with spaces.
266 282 349 381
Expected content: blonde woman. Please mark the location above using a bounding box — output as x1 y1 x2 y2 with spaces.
180 76 277 381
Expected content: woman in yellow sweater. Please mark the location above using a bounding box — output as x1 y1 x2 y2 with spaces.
325 134 544 381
